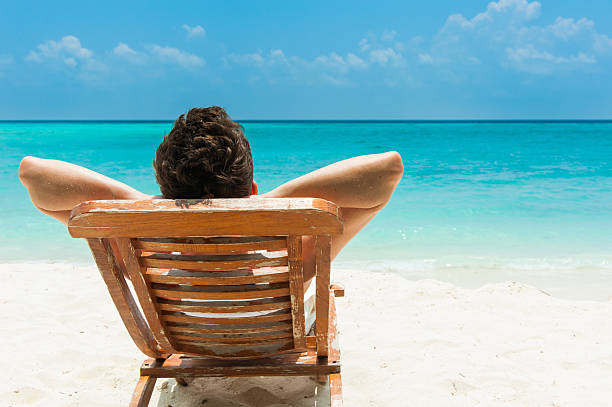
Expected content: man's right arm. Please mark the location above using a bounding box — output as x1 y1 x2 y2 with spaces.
18 156 149 225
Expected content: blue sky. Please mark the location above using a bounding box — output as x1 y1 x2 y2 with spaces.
1 0 611 119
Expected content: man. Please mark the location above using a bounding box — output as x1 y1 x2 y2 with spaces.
18 106 403 286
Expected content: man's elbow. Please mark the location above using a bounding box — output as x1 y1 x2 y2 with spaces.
384 151 404 183
369 151 403 209
18 156 42 188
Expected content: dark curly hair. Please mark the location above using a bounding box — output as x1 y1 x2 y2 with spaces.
153 106 253 199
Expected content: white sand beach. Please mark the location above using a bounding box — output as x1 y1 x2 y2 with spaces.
2 263 612 406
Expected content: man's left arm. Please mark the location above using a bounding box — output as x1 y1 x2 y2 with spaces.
262 151 404 283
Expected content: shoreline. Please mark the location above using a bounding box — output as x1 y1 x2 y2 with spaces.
3 257 612 301
2 262 612 406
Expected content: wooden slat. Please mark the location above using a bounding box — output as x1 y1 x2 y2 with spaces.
116 238 175 351
140 252 288 271
153 286 290 301
178 342 298 359
130 359 161 407
167 323 293 335
161 310 292 325
328 293 341 363
287 235 306 348
140 351 341 376
317 290 343 386
171 332 293 344
315 234 332 358
176 337 293 347
146 268 289 285
133 236 286 254
68 198 343 238
330 373 343 407
86 238 160 358
157 297 291 313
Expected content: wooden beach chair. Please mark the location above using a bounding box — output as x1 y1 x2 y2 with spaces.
67 198 345 406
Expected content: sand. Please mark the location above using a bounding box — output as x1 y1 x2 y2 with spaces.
2 262 612 406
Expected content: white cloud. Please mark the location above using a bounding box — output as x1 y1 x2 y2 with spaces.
314 52 367 72
418 53 434 64
182 24 206 39
381 30 397 41
63 57 77 67
595 34 612 53
346 53 367 68
113 42 137 57
224 48 370 87
268 49 289 65
369 48 403 66
225 52 265 66
507 46 595 64
445 0 541 30
506 45 595 74
148 45 205 68
358 38 371 52
546 17 593 40
221 1 611 85
26 35 93 67
114 42 204 68
424 0 609 75
113 42 147 64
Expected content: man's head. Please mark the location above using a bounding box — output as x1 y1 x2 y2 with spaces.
153 106 255 199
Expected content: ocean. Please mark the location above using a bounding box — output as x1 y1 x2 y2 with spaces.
2 121 611 298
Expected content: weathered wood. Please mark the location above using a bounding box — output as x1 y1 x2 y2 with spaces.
108 238 129 280
316 291 343 389
86 238 160 358
315 234 332 358
178 344 299 360
140 352 341 377
161 309 292 325
146 268 290 286
166 323 293 335
116 238 175 352
153 286 290 301
287 235 306 349
171 332 293 344
176 337 293 347
69 198 344 402
133 236 287 254
68 198 343 238
330 373 343 407
139 252 288 272
328 293 341 363
157 297 292 313
330 283 345 297
130 371 158 407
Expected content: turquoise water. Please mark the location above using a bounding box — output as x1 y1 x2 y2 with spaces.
2 121 612 283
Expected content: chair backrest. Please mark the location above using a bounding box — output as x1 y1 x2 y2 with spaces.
68 198 343 360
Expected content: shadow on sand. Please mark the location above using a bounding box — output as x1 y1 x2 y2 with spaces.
156 376 330 406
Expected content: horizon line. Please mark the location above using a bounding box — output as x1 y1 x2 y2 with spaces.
1 119 612 124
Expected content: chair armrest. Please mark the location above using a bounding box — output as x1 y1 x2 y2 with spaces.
330 283 345 297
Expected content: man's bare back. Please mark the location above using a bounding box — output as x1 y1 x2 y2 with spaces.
19 152 403 285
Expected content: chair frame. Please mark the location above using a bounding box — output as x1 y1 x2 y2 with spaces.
68 198 345 406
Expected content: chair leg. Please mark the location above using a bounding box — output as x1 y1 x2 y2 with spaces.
329 373 343 406
130 374 157 407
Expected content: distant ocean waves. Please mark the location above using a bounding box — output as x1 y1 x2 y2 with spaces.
335 255 612 300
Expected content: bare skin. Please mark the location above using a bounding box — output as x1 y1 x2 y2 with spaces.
18 152 403 286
